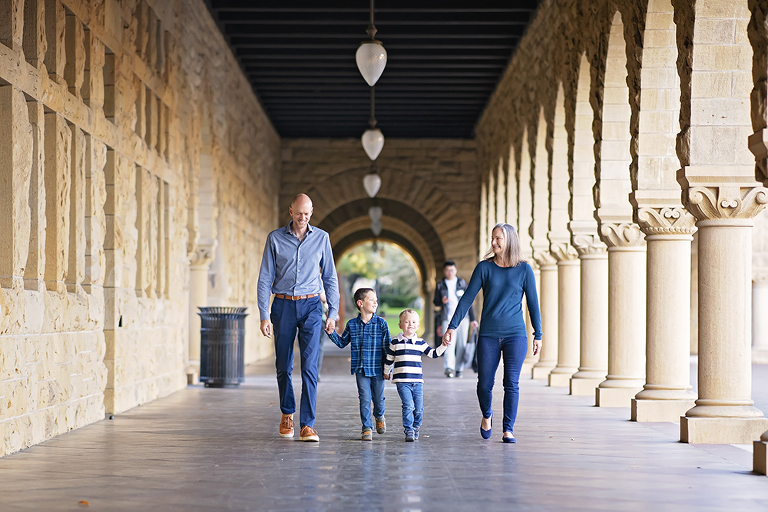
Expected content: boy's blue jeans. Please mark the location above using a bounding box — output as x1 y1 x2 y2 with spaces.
476 336 528 434
395 382 424 434
355 372 385 432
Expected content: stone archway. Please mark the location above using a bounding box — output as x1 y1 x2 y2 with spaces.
317 196 446 342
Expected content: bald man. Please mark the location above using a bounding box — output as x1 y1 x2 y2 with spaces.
257 194 339 442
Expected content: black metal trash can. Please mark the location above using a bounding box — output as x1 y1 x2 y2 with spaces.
198 307 248 388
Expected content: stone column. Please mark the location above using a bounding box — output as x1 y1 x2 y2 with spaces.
596 223 646 407
521 265 541 375
754 273 768 363
756 430 768 475
681 186 768 444
548 244 580 387
690 233 699 355
532 257 558 379
569 234 608 396
188 243 215 383
753 213 768 363
631 207 697 422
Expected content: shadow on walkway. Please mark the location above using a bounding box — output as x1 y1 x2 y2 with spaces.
1 350 768 511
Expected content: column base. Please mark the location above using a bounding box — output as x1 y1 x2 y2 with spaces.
548 370 575 387
755 440 768 475
595 386 642 408
521 360 537 378
631 398 695 422
186 366 200 385
681 416 768 444
532 363 556 380
753 348 768 364
570 377 602 396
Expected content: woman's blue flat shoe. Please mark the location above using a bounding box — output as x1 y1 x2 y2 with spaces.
502 435 516 444
480 414 492 439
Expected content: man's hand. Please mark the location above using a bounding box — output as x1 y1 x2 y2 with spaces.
436 325 443 337
325 318 336 334
533 339 542 356
442 295 449 304
260 319 272 338
442 328 454 346
470 320 479 331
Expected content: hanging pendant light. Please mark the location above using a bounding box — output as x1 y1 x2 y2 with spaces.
356 0 387 86
361 88 385 160
362 128 384 160
362 86 383 198
363 164 382 198
369 205 383 223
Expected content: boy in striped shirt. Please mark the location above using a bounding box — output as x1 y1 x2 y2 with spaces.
384 308 450 442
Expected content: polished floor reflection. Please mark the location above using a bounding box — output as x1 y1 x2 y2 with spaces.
1 348 767 511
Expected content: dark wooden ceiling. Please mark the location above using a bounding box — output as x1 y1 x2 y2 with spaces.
205 0 541 138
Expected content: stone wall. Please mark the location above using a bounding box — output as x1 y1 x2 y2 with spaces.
0 0 280 456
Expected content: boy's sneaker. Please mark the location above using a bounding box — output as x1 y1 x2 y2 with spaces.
375 417 386 434
445 369 455 378
405 431 415 442
361 429 373 441
413 429 419 440
455 371 463 378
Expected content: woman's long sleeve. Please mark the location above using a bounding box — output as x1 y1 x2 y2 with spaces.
524 264 543 340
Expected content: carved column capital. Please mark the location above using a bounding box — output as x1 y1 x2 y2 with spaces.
600 222 646 248
533 250 558 268
188 242 217 269
637 206 697 236
550 242 579 263
686 185 768 222
571 234 607 258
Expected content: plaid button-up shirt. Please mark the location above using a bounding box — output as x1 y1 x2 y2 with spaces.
327 314 390 377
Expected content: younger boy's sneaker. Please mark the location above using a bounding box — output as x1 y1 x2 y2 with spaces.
375 417 386 434
405 430 415 442
413 429 419 440
361 429 373 441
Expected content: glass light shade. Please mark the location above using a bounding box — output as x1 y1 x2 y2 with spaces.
361 128 384 160
369 206 382 223
371 219 382 237
363 173 382 198
356 42 387 86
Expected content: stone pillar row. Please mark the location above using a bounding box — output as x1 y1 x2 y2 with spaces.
187 243 216 384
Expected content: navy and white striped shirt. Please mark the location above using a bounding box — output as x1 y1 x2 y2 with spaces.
384 333 446 383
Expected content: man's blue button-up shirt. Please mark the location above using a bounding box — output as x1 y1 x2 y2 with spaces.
257 222 339 322
327 314 390 377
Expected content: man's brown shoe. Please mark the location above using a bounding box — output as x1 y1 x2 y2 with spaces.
299 426 319 442
279 414 294 438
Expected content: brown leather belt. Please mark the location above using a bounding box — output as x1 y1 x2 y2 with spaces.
275 293 319 301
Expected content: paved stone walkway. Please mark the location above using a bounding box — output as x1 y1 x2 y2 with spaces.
1 347 768 511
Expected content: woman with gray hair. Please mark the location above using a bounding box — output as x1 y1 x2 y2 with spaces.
443 223 542 443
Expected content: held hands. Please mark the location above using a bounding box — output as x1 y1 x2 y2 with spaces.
442 328 454 346
324 318 336 334
383 372 391 381
470 320 479 331
532 339 542 356
260 319 272 338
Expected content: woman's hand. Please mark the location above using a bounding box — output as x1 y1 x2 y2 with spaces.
532 339 541 356
442 328 455 346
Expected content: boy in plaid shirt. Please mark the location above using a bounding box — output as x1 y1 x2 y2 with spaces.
327 288 390 441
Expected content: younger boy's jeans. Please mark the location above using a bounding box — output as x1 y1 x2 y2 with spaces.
355 372 385 432
395 382 424 434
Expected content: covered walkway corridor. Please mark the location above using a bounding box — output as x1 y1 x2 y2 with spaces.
1 351 768 511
